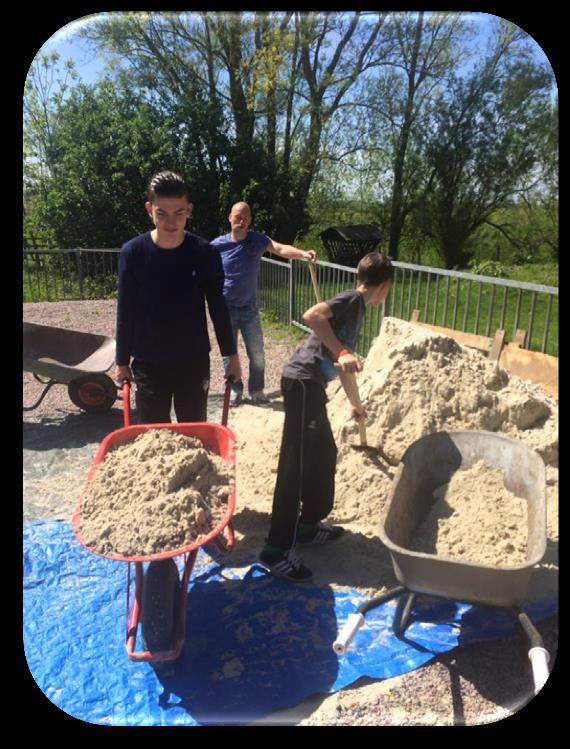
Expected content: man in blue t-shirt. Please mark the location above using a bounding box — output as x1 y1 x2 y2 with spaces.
211 201 317 406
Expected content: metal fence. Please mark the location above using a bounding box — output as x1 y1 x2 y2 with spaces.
23 248 119 302
263 258 559 357
23 249 559 356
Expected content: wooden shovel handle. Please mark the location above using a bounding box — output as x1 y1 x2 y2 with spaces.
308 262 322 303
343 371 368 446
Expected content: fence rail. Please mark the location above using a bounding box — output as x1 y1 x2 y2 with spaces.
23 249 558 356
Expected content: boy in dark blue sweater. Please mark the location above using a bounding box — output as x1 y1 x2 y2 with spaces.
115 171 241 422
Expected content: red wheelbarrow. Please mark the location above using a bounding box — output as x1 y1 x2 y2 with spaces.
72 381 236 663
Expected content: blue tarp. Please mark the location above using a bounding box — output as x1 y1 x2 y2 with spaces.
24 520 557 726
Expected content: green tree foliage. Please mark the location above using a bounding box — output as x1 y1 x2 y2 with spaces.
372 12 474 260
417 21 555 268
76 11 389 241
24 13 557 268
26 79 198 247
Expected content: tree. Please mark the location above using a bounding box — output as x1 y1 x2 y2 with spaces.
383 12 472 260
79 11 390 241
24 53 78 191
348 12 475 261
29 80 185 247
420 20 555 268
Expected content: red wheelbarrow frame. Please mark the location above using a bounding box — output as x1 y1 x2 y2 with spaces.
71 381 235 662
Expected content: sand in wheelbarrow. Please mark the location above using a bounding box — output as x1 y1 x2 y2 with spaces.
76 429 234 557
408 460 528 567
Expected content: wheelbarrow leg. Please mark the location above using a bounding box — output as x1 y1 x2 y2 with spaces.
140 559 181 653
23 378 58 411
126 551 199 662
393 590 416 636
516 610 550 694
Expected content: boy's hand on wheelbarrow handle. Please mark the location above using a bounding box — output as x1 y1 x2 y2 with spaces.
225 353 242 384
115 364 133 385
114 367 132 427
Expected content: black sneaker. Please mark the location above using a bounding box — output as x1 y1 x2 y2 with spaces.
258 548 313 582
250 391 270 405
230 391 243 407
297 522 345 546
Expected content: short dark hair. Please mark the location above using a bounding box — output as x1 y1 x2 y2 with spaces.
357 252 395 287
147 171 191 202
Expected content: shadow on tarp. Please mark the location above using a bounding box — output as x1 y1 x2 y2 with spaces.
23 520 558 726
23 409 126 450
23 520 338 726
152 568 338 725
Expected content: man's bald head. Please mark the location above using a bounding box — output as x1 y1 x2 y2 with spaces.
230 201 251 216
228 201 252 238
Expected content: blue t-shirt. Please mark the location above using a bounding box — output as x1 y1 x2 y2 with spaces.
211 231 272 307
282 289 365 387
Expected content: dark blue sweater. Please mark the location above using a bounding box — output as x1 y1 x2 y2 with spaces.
115 231 237 366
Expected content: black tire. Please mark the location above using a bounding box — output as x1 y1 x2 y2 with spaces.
68 374 117 413
140 559 181 653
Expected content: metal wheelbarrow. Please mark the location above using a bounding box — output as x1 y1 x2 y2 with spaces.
71 380 236 663
333 430 551 695
23 322 117 413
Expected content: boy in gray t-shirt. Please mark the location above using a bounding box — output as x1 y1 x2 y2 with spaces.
259 253 394 582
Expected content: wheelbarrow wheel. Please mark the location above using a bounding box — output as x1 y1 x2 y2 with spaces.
140 559 181 653
68 374 117 413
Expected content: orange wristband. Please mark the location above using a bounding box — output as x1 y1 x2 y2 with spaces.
337 348 351 360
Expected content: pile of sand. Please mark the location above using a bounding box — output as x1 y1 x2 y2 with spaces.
326 318 558 544
228 317 558 602
76 429 233 557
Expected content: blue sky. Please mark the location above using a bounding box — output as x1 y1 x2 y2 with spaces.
34 14 107 85
31 11 555 87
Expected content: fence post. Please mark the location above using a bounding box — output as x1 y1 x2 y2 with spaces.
288 260 295 325
74 249 83 298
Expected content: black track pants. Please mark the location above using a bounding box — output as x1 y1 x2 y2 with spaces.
131 356 210 424
267 377 337 551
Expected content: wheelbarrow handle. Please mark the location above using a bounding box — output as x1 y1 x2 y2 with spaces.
221 376 234 428
121 380 131 428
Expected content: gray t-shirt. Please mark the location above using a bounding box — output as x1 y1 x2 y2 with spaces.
282 289 365 386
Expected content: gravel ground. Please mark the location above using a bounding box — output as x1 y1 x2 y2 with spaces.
23 300 294 414
23 300 558 725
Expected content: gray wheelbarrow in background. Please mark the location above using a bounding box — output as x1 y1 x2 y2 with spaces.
23 322 117 413
333 430 551 696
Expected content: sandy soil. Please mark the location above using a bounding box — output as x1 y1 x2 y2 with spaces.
410 461 528 566
23 302 559 725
